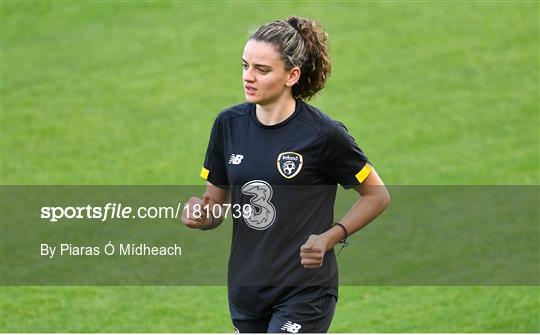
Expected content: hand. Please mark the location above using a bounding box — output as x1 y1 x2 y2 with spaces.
181 193 214 229
300 234 328 268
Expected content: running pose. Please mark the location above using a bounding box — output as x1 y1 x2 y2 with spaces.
182 16 390 333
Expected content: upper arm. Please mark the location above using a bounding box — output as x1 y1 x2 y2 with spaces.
201 115 229 187
319 121 371 189
352 167 390 202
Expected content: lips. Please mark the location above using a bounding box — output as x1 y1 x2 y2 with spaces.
244 85 257 94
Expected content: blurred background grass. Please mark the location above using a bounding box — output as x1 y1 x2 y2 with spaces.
1 1 538 332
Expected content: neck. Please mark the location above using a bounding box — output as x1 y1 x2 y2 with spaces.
255 95 297 126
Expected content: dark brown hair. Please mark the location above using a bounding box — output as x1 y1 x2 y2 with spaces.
249 16 331 101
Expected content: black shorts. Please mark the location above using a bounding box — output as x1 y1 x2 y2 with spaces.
230 293 337 333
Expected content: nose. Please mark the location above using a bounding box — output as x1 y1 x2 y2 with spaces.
243 68 255 83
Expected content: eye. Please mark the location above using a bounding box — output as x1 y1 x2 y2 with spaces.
259 68 270 74
242 63 248 69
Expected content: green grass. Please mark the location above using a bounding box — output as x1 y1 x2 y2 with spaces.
1 1 539 333
0 286 537 332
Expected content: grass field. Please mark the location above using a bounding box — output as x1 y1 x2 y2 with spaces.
1 1 539 333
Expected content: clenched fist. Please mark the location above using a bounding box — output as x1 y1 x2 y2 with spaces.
300 234 328 268
181 193 215 229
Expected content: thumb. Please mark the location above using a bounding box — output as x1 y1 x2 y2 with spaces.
202 193 212 206
301 235 319 251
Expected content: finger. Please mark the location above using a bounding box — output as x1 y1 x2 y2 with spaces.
188 196 200 204
181 205 191 221
300 252 323 260
301 245 323 253
182 217 202 228
185 198 204 221
202 193 212 206
301 258 323 267
203 192 215 205
300 235 318 252
185 206 202 221
189 213 204 222
201 194 214 220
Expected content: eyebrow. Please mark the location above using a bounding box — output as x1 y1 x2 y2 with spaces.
241 58 272 69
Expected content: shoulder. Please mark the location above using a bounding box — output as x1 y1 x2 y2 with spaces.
296 100 349 138
214 102 251 124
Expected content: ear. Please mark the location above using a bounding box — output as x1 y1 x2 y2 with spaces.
286 66 301 87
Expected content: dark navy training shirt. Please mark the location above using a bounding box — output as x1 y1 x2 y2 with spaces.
200 99 371 315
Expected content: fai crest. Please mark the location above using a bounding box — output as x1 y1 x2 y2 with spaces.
277 152 303 179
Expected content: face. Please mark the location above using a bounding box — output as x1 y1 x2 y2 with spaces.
242 40 300 105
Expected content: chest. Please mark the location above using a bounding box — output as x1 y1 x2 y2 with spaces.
222 126 325 186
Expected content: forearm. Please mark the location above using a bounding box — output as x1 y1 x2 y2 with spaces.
320 191 389 251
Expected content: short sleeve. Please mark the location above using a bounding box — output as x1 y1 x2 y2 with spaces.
200 116 229 188
319 121 372 189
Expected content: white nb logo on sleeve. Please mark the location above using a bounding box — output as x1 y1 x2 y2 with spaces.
281 321 302 333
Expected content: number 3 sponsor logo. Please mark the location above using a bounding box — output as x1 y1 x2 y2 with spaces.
241 180 276 230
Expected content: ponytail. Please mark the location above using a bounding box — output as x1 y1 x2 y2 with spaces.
249 16 332 101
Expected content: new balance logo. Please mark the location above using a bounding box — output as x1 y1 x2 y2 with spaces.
281 321 302 333
228 154 244 165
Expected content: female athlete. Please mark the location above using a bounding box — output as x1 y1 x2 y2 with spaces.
182 16 390 333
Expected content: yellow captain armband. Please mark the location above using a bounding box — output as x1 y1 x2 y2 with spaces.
200 167 209 180
355 164 372 183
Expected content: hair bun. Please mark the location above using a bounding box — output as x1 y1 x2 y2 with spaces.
249 16 331 101
287 16 301 31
